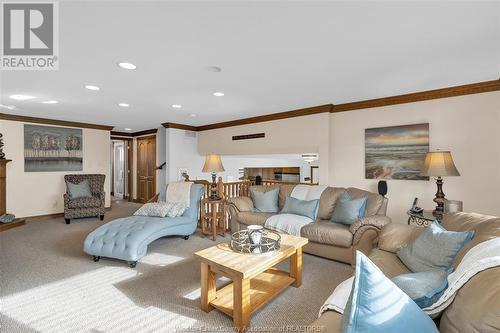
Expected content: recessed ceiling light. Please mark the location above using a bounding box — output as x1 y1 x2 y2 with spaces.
118 103 129 107
41 100 58 104
189 113 197 117
0 104 15 110
118 62 137 70
10 94 35 100
213 91 224 97
124 128 132 131
84 85 100 91
171 104 182 109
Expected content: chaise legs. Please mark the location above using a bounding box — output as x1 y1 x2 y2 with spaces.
93 256 100 262
183 235 190 240
127 261 137 268
65 218 70 224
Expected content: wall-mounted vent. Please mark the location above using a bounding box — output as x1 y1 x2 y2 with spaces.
184 130 197 138
232 133 265 141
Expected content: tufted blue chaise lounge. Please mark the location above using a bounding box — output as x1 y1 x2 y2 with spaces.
83 184 204 267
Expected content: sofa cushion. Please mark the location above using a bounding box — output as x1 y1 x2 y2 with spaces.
250 187 279 213
280 196 319 219
440 266 500 332
277 184 296 210
346 187 384 216
67 196 101 209
317 187 344 220
237 211 274 226
340 252 439 333
397 221 473 272
301 220 353 248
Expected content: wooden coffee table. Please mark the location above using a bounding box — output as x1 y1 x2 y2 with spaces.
195 233 308 331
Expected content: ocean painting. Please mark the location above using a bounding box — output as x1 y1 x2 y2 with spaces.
365 123 429 180
24 124 83 172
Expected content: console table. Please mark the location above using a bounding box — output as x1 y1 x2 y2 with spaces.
0 159 25 232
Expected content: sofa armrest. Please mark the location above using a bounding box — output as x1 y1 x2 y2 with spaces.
63 193 71 206
378 223 424 253
350 215 392 235
227 196 254 213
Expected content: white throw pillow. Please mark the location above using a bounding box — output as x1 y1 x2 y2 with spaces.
134 202 170 217
166 202 187 217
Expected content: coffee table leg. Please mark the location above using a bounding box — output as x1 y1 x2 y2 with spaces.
290 247 303 287
200 262 216 312
233 277 250 331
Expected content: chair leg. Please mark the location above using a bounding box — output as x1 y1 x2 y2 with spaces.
127 261 137 268
65 218 70 224
99 215 104 221
93 256 100 262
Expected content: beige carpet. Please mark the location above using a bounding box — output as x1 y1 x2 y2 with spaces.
0 200 352 332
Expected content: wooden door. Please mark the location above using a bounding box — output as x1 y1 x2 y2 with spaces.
137 135 156 203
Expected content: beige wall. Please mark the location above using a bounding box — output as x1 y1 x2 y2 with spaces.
329 91 500 222
198 113 331 183
198 91 500 223
0 120 111 218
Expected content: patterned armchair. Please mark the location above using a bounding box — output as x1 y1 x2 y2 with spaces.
64 174 106 224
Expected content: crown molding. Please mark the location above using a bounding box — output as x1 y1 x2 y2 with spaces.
160 79 499 132
162 122 198 131
332 79 500 112
111 128 158 138
0 113 114 131
196 104 333 131
110 131 133 137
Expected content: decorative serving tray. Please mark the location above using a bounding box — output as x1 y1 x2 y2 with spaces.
230 229 281 254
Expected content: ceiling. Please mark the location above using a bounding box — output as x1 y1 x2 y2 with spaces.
1 1 499 132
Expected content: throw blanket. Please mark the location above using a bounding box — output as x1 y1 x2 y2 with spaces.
166 181 192 207
265 214 313 236
265 184 327 236
291 184 327 201
319 237 500 317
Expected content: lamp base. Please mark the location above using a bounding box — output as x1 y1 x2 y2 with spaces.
433 176 446 217
209 173 221 200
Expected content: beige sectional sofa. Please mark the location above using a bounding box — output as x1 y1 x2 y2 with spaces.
313 212 500 332
227 184 391 265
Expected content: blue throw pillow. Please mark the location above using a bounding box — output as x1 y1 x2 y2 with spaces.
67 179 92 199
331 192 368 225
392 270 448 308
280 196 319 220
340 252 439 333
397 221 474 272
250 188 279 213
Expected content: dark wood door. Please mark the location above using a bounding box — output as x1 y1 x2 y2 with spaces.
137 136 156 203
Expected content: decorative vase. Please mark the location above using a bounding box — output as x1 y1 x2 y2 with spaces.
247 225 263 245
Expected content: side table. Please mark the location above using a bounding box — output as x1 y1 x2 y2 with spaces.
407 210 442 227
201 198 227 241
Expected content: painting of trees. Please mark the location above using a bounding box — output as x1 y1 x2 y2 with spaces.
24 125 83 172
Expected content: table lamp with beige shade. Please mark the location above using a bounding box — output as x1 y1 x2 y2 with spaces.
421 151 460 216
202 154 225 200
